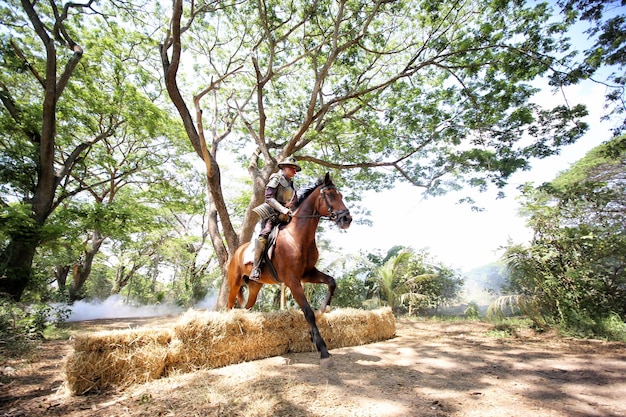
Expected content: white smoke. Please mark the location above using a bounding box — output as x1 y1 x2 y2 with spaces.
64 293 217 322
193 294 218 310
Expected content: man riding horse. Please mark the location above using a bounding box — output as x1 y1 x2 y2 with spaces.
229 169 351 365
250 156 301 280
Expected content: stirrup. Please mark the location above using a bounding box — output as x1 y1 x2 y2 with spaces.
250 267 261 280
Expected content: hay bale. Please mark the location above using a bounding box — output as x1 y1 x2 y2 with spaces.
71 328 172 352
167 308 396 370
64 328 172 394
287 307 396 352
64 308 395 394
166 309 291 372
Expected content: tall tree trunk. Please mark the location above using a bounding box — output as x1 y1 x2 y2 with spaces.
0 239 39 301
111 266 128 295
160 0 241 310
69 231 105 302
54 264 71 292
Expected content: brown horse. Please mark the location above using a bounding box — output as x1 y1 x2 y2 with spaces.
227 172 352 366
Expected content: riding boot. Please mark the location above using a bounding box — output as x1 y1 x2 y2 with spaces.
250 237 267 280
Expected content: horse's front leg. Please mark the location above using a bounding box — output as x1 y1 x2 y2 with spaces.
289 281 334 368
302 268 337 314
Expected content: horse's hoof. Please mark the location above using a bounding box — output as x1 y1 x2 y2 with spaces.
320 356 335 368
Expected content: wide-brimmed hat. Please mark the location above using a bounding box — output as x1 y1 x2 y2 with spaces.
277 156 302 172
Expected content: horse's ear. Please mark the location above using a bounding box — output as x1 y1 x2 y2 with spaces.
324 172 331 185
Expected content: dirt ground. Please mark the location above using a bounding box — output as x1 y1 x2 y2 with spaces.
1 315 626 417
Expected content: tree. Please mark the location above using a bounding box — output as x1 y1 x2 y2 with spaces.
61 192 163 300
0 0 95 301
0 1 183 301
401 253 463 314
146 169 221 306
358 247 463 314
555 0 626 134
372 250 412 311
160 0 591 309
497 135 626 335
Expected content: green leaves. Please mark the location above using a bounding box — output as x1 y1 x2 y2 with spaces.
0 203 40 241
365 247 462 313
502 135 626 336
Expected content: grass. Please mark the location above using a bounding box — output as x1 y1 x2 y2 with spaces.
43 324 72 341
398 313 540 340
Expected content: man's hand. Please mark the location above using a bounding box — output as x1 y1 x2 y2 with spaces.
278 209 292 223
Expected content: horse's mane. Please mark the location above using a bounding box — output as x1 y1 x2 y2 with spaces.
293 177 326 209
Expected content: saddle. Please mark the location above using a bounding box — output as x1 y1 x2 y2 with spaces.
264 226 280 261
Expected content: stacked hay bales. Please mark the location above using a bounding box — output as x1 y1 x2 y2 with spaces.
65 328 172 395
287 308 397 352
167 309 294 372
64 308 395 394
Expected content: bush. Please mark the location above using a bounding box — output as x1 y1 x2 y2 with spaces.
464 301 481 320
0 296 70 356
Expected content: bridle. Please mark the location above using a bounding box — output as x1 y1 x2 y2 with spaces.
292 184 349 222
319 185 350 222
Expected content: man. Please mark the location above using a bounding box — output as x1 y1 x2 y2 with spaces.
250 156 301 280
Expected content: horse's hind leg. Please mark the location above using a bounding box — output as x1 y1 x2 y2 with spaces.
289 281 334 367
227 259 244 309
302 268 337 314
244 282 263 310
227 280 241 309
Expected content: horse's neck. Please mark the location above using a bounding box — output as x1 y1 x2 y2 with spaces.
288 199 321 245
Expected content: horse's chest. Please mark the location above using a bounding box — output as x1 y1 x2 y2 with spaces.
275 243 317 269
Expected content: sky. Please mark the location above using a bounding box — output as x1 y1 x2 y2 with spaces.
330 80 614 272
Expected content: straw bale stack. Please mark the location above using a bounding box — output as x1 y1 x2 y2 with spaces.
64 307 395 395
287 307 396 352
65 328 172 394
166 309 293 372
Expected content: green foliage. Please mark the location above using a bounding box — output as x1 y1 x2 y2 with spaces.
0 0 188 301
371 250 413 310
0 296 69 355
0 203 39 245
332 275 369 309
464 302 482 320
486 294 549 328
499 136 626 339
554 0 626 134
596 313 626 342
167 0 596 204
401 256 464 315
335 246 463 315
81 265 114 300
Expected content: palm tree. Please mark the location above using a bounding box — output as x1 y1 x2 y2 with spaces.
373 250 412 310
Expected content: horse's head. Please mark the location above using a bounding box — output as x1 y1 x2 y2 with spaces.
318 172 352 230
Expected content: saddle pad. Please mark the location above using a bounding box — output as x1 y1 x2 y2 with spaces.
242 227 280 266
243 242 255 265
